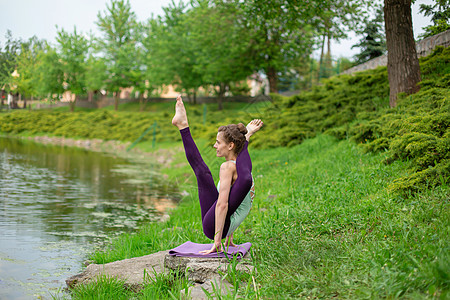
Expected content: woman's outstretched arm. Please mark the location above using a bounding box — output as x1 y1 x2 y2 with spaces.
200 162 234 254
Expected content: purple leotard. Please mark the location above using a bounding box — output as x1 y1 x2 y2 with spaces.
179 127 252 239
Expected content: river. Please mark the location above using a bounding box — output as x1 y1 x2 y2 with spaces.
0 137 178 299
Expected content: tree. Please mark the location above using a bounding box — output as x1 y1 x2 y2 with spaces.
418 0 450 38
133 21 163 111
188 0 254 109
2 35 46 108
34 46 65 101
352 8 386 64
313 0 371 80
85 55 108 101
56 27 90 112
145 1 205 103
384 0 421 107
0 31 21 96
241 0 318 93
11 46 37 108
96 0 139 110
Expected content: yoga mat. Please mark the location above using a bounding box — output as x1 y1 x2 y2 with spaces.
168 241 252 258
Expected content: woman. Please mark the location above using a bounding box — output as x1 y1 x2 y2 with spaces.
172 95 262 254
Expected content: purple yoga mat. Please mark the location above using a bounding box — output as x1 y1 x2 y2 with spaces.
168 241 252 258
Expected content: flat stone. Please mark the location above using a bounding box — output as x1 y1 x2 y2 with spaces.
66 250 253 299
164 253 253 283
66 250 168 291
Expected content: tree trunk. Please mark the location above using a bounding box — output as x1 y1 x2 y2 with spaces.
266 66 278 93
70 95 77 112
193 89 197 105
23 97 27 109
12 94 18 109
114 91 119 111
318 33 326 81
325 32 332 77
88 91 93 102
217 83 225 110
384 0 421 107
139 93 144 112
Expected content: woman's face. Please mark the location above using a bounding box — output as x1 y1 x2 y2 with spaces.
213 132 233 157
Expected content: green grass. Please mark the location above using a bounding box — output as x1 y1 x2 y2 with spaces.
59 270 191 300
67 134 448 299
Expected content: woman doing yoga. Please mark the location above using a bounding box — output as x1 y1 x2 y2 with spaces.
172 95 263 254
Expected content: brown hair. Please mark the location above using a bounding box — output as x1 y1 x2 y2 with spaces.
218 123 247 154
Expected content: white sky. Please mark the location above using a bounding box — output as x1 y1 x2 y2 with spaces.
0 0 435 59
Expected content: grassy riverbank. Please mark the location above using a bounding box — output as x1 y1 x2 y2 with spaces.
68 133 449 299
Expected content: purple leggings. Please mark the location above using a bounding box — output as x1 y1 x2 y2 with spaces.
180 127 252 240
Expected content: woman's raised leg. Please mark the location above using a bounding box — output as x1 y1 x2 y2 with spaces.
172 96 218 219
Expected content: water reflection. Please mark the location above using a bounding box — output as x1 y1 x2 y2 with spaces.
0 137 178 299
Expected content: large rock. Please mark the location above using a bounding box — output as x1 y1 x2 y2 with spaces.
66 250 168 291
165 254 253 299
164 253 253 283
66 251 253 299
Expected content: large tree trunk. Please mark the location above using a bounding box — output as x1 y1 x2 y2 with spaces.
266 66 278 93
384 0 421 107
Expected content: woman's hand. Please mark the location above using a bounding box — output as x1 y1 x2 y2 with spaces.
245 119 263 141
200 242 222 255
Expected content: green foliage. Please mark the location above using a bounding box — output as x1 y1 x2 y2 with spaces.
85 55 108 93
56 27 90 98
418 0 450 39
144 1 204 100
349 47 450 192
34 46 65 98
0 33 46 96
352 8 386 64
0 30 21 89
0 101 265 148
96 0 139 101
250 46 449 192
188 0 254 105
70 275 133 299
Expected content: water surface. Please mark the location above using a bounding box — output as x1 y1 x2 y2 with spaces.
0 137 178 299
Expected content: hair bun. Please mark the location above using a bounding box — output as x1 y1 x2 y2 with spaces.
237 123 248 135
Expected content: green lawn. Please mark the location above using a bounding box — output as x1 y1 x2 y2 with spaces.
71 134 449 299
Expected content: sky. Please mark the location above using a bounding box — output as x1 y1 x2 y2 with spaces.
0 0 435 59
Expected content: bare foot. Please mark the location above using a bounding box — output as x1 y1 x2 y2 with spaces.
245 119 263 141
172 95 189 130
225 235 236 247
